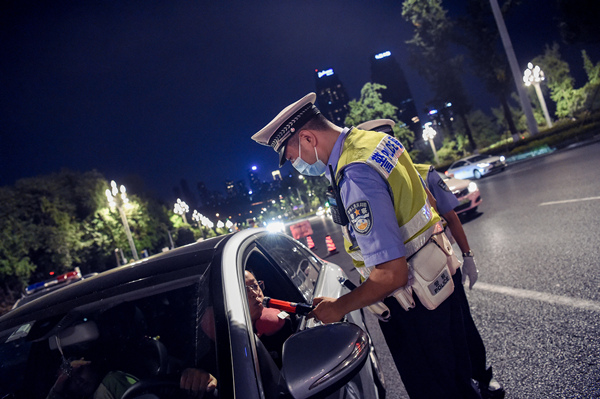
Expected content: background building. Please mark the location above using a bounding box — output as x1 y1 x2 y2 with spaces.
314 68 350 127
370 51 421 138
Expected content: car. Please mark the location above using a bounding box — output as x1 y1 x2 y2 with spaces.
438 172 482 215
446 154 507 180
0 229 385 399
11 268 93 310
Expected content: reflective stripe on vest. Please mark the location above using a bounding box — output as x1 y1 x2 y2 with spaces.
336 129 440 272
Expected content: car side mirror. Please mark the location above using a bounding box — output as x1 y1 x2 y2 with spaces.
281 322 369 399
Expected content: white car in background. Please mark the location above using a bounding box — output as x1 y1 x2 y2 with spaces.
439 172 482 216
446 154 506 180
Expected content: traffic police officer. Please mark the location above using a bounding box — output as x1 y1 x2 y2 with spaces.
252 93 481 399
358 119 505 399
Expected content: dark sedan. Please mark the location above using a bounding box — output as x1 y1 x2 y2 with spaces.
0 229 385 399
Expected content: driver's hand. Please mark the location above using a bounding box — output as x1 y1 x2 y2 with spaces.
180 368 217 398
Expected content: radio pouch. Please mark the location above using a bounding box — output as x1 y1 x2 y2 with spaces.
430 232 461 275
408 238 454 310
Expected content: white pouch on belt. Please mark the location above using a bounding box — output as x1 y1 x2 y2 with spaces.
431 232 461 275
409 236 454 310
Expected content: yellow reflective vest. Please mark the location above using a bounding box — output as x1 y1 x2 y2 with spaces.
334 128 441 270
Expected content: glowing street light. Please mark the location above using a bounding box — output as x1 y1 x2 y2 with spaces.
422 124 440 164
523 62 553 128
105 180 139 261
173 198 189 224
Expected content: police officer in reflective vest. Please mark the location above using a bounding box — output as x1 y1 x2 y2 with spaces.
358 119 505 399
252 93 481 399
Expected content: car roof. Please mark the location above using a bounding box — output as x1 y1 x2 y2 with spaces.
0 234 231 329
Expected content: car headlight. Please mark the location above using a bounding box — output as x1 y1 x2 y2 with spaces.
476 162 490 168
468 182 478 193
500 156 505 162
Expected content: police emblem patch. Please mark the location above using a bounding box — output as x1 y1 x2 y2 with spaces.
346 201 373 235
437 179 451 192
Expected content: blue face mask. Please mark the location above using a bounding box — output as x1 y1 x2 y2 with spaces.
292 142 327 176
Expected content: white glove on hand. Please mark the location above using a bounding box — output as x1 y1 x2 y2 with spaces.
461 256 479 289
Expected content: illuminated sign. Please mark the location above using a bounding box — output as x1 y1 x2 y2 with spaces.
375 51 391 60
317 69 334 78
428 109 438 115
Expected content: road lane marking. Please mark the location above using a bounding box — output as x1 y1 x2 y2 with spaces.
475 282 600 312
539 196 600 206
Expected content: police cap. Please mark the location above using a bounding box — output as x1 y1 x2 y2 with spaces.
251 93 320 167
357 119 396 135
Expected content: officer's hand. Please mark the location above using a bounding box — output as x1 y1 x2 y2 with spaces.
180 368 217 398
461 256 479 289
311 297 345 324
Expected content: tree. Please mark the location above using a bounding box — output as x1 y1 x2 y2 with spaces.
0 170 174 311
557 0 600 45
532 43 585 119
456 0 519 137
580 50 600 113
401 0 476 150
345 83 415 146
455 110 503 149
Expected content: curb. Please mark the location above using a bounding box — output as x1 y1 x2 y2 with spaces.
505 134 600 167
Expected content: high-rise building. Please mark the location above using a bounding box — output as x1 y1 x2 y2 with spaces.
314 68 350 127
370 51 421 138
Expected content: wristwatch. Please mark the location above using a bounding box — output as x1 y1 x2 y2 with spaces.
462 250 474 257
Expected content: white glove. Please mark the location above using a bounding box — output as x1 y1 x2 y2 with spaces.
461 255 479 289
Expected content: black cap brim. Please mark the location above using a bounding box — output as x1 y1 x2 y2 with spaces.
278 143 287 167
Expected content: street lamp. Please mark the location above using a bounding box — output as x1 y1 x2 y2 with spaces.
173 198 189 224
105 180 139 261
523 62 553 128
422 124 440 164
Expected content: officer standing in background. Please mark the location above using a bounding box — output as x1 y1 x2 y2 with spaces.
252 93 481 399
358 119 505 399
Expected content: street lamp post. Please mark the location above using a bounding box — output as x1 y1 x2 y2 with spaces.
523 62 553 128
192 210 206 239
422 125 440 164
173 198 189 224
105 180 139 261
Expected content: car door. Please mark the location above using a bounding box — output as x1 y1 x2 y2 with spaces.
246 232 382 399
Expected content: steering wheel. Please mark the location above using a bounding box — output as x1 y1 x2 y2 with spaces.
122 379 219 399
121 379 180 399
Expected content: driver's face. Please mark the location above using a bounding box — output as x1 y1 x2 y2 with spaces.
245 271 264 324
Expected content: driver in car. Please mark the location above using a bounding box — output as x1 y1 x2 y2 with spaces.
46 358 217 399
245 270 297 368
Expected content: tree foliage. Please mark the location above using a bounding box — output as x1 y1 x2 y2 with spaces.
0 170 172 311
456 0 519 136
401 0 476 150
532 43 586 119
345 83 415 146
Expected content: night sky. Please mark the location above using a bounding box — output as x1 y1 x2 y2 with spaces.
2 1 598 200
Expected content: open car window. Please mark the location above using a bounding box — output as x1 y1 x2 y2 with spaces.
250 233 321 303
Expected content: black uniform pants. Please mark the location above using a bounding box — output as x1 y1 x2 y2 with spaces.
380 288 481 399
453 268 489 384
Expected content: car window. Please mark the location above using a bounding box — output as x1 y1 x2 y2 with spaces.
0 270 216 399
469 155 488 162
453 161 466 168
255 233 321 302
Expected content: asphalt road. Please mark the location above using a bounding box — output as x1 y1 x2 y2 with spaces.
288 141 600 399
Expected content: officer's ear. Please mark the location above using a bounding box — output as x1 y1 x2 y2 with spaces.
299 130 317 145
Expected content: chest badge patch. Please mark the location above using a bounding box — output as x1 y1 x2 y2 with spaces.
347 201 373 235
